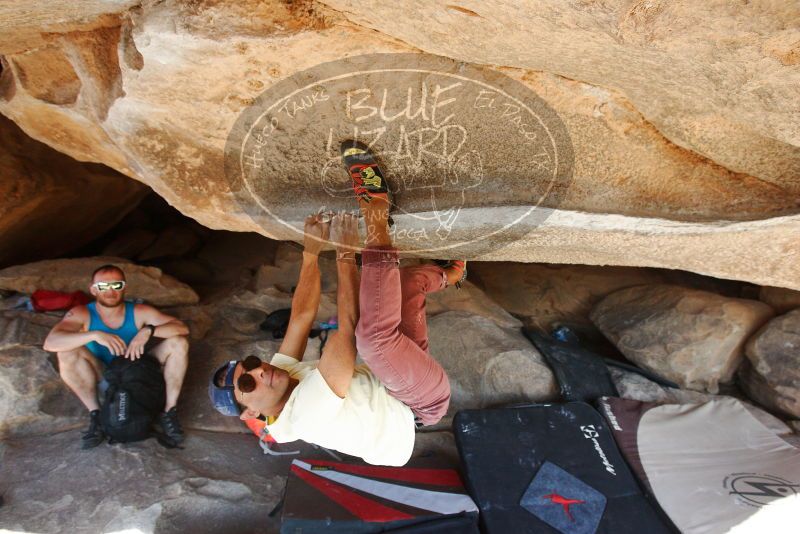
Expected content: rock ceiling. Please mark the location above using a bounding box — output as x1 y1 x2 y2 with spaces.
0 0 798 287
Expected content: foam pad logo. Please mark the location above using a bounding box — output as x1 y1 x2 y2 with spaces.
521 461 606 534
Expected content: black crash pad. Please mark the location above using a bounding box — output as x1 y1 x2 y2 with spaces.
523 330 618 403
453 402 673 534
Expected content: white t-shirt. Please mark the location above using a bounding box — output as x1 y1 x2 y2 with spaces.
266 353 416 466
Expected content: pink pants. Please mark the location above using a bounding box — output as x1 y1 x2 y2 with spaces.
355 247 451 426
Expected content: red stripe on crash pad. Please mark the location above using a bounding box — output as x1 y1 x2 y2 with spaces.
291 464 413 522
303 459 463 487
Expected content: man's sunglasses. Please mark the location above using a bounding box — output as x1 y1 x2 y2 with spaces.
93 281 126 291
237 355 262 394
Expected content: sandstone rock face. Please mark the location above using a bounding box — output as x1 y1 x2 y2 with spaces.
321 1 800 188
0 114 147 269
759 286 800 314
470 262 664 334
0 256 199 306
0 1 798 288
427 311 557 421
0 311 85 438
591 284 774 393
741 309 800 418
424 279 521 330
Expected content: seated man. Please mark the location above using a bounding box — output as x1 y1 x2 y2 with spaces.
209 143 466 466
43 264 190 449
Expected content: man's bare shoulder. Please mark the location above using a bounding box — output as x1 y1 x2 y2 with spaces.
63 304 89 320
133 302 168 320
54 305 90 331
133 302 159 314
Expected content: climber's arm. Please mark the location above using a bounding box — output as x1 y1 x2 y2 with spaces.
277 215 325 361
317 213 360 398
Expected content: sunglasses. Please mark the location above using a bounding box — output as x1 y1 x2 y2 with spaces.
93 280 126 291
237 355 263 394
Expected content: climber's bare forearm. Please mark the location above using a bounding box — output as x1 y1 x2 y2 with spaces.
336 260 359 337
278 252 321 360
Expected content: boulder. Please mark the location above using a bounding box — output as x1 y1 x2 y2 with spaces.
759 286 800 314
319 1 800 189
427 311 557 422
0 257 199 307
1 2 799 288
470 262 664 336
591 284 773 393
0 345 85 438
740 309 800 418
0 311 53 350
0 312 84 438
424 279 521 329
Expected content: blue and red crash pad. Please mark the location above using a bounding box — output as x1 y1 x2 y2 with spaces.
280 457 479 533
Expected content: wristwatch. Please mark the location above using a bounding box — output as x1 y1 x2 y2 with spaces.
144 324 156 336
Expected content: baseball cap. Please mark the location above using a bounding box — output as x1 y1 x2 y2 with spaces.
209 360 240 416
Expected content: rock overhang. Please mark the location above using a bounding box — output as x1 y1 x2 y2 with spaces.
0 0 797 288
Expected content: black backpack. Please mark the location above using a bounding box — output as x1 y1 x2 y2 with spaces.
100 355 166 444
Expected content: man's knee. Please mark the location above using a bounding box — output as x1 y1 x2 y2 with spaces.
56 347 100 383
56 347 87 370
158 336 190 374
162 335 189 355
56 349 78 365
56 351 76 378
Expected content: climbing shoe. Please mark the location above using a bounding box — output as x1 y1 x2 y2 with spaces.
340 140 392 205
81 409 105 450
159 406 185 445
435 259 467 289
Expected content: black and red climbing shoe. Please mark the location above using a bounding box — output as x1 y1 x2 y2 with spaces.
434 260 467 289
340 140 391 205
